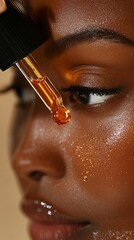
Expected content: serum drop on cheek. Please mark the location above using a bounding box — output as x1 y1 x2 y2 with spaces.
0 0 71 125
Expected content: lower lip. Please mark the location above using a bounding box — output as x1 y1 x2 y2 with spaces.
29 222 84 240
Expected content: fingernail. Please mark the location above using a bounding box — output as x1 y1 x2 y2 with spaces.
0 0 7 13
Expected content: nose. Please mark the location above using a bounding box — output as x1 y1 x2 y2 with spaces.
12 100 66 183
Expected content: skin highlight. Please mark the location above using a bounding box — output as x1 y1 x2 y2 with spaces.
4 0 134 239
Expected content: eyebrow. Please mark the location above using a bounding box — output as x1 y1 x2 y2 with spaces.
45 27 134 58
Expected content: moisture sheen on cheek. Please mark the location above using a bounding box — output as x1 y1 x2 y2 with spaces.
66 104 134 201
69 124 112 184
92 231 134 240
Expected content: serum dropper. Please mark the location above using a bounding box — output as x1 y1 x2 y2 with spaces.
0 0 71 125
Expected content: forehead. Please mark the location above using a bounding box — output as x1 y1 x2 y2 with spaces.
27 0 134 39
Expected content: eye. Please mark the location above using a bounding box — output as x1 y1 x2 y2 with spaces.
62 86 121 106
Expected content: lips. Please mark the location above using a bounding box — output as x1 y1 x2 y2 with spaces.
21 199 88 240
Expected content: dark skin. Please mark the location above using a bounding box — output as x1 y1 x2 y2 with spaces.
7 0 134 239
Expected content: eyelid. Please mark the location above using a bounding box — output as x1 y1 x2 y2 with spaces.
61 85 121 95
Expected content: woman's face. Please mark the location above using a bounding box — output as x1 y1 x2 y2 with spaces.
10 0 134 239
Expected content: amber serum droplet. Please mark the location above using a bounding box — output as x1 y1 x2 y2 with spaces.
30 78 71 125
16 55 71 125
52 104 71 125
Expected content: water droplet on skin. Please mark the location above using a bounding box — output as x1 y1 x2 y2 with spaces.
48 210 52 216
41 201 45 206
93 231 134 240
46 205 52 209
83 175 88 182
34 200 56 216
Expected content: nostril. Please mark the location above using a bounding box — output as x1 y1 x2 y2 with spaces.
28 171 45 182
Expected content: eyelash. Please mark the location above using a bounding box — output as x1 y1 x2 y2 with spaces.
62 86 121 106
1 84 121 107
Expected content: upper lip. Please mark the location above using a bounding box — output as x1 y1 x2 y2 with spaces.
21 198 88 225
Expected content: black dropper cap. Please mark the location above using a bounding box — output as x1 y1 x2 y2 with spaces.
0 0 45 71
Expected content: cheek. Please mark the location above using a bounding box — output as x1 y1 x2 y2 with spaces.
63 106 134 214
9 103 33 157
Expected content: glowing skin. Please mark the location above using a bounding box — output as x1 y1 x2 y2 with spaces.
8 0 134 239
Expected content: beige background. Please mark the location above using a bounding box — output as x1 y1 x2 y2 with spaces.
0 69 29 240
